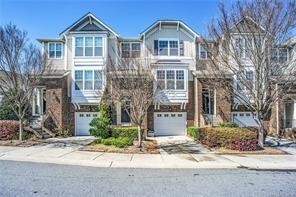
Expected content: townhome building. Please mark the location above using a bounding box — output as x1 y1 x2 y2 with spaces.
33 12 295 137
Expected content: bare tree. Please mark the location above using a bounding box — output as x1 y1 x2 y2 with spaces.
106 56 156 147
202 0 296 147
0 24 49 140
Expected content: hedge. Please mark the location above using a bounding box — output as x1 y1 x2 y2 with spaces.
199 127 257 151
95 137 134 148
187 127 200 139
111 127 138 138
0 120 19 139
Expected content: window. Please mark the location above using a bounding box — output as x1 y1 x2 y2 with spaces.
169 41 178 56
233 113 237 117
176 70 184 90
121 43 130 58
157 114 162 117
279 48 288 63
94 70 103 90
239 113 244 117
95 37 103 56
74 70 103 91
178 114 182 117
131 43 141 57
271 48 288 63
166 70 175 90
156 70 166 90
156 69 185 90
85 37 93 56
159 40 169 56
246 71 254 90
235 38 244 58
75 36 103 57
237 73 243 91
75 37 83 56
84 71 93 90
171 114 176 117
48 42 62 58
158 40 179 56
74 71 83 90
246 71 254 80
199 44 207 59
121 43 141 58
164 114 169 117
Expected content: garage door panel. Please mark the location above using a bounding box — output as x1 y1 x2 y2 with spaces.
232 112 258 127
75 112 97 136
154 112 186 136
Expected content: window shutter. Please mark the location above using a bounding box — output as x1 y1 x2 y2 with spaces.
180 40 184 56
154 40 158 55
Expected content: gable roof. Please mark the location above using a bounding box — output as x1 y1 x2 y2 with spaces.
229 16 272 35
59 12 119 37
140 20 200 39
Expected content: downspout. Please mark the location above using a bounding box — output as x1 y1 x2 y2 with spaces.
276 83 279 136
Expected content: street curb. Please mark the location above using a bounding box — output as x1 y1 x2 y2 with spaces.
247 168 296 172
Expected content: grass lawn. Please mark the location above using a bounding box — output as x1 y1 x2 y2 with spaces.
80 139 160 154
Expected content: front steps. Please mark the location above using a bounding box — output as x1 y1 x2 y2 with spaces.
27 116 55 139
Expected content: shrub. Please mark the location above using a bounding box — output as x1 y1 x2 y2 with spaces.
0 120 19 139
89 101 112 139
0 98 18 120
218 121 238 128
100 137 134 148
53 128 71 137
200 127 257 151
187 127 200 139
111 127 138 138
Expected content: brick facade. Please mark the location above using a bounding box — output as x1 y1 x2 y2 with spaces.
194 78 232 127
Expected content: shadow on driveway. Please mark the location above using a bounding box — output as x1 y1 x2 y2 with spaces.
153 136 210 154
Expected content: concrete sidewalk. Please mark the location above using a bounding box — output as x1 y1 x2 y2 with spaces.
0 143 296 170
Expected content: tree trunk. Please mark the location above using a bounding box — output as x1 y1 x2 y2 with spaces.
19 118 23 141
137 125 142 148
258 123 265 148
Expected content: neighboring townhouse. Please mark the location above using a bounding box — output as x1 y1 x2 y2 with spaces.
34 12 294 137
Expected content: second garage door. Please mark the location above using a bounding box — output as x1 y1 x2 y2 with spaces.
154 112 186 136
75 112 98 136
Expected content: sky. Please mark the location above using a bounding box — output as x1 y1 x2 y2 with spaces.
0 0 231 45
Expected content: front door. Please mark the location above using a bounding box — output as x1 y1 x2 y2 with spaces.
32 87 46 116
121 107 131 124
202 88 215 115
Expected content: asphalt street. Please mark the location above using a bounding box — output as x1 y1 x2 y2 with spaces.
0 160 296 197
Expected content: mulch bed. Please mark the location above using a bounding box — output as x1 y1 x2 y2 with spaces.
80 139 160 154
213 146 288 155
0 139 45 147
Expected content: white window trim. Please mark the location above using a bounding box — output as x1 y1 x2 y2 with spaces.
158 39 180 56
74 69 103 91
199 43 208 60
156 69 187 91
48 42 63 59
272 48 289 62
74 36 103 57
121 42 141 58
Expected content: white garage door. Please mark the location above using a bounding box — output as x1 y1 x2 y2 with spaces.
154 112 186 136
75 112 98 136
232 112 258 127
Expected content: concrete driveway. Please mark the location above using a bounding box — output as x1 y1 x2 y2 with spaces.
43 136 95 149
154 136 210 154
